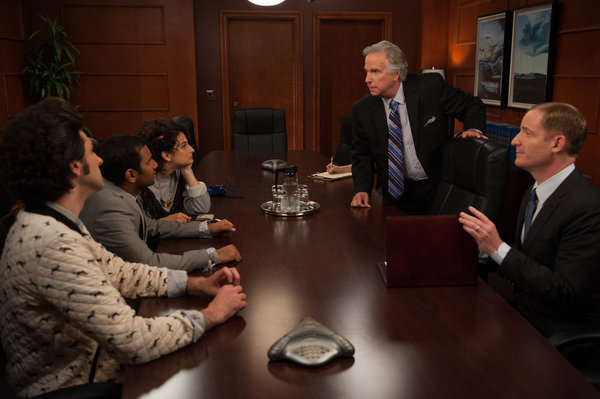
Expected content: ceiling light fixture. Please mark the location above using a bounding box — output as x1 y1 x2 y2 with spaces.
248 0 286 6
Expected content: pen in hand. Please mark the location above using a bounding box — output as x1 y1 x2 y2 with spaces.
329 155 333 173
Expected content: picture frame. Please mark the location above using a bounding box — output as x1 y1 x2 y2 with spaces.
474 11 512 107
507 1 558 109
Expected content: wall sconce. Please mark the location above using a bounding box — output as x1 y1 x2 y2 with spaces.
248 0 286 5
421 67 446 80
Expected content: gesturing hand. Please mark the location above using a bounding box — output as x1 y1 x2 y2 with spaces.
458 206 502 255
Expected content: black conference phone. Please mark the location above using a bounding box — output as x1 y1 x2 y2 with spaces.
267 317 355 367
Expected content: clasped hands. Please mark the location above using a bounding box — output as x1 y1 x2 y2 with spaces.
187 266 247 330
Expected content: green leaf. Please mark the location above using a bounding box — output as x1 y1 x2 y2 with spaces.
23 14 81 102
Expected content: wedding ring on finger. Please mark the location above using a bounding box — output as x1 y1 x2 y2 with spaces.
475 225 480 232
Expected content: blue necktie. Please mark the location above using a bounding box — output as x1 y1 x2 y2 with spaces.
388 100 405 198
523 187 538 240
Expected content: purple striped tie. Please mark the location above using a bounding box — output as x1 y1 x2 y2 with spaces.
388 100 404 198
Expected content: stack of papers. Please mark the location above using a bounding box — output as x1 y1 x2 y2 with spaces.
308 171 352 181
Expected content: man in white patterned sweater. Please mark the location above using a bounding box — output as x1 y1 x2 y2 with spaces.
0 97 248 398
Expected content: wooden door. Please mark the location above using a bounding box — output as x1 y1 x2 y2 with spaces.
313 12 391 157
221 11 302 150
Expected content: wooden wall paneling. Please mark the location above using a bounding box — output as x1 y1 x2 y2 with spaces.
553 76 600 186
74 74 168 111
220 10 302 150
578 134 600 186
61 4 165 44
447 0 508 79
554 29 600 77
553 77 600 134
0 0 24 40
3 72 26 119
559 0 600 29
0 0 25 126
420 0 449 70
21 0 200 143
451 72 479 132
313 12 391 156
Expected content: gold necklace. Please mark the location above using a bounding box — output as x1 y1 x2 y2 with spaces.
157 174 174 208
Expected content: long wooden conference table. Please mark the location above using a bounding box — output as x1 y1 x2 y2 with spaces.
122 150 597 398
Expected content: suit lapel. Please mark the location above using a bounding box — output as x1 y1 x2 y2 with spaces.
106 181 148 240
514 187 530 249
368 95 388 144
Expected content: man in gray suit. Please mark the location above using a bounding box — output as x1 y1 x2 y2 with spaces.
81 135 241 272
459 103 600 337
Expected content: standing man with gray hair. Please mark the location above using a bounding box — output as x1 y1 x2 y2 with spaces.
351 40 487 214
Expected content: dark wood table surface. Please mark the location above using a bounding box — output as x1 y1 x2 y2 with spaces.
122 150 598 399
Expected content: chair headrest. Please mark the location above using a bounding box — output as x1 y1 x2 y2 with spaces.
440 137 508 194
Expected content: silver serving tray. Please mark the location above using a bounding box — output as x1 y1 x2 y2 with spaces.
261 201 320 217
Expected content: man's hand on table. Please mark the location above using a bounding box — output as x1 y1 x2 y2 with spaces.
186 266 241 296
351 192 371 208
187 266 247 330
161 212 192 223
216 244 242 264
208 219 236 235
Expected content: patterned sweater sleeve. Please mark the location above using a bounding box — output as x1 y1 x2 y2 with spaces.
91 236 171 299
33 233 195 364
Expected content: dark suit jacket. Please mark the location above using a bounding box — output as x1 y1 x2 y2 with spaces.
351 73 486 196
500 168 600 337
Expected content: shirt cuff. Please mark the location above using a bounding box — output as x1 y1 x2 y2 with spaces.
180 310 206 343
198 220 211 237
167 270 188 298
490 242 510 265
186 181 207 198
207 247 219 269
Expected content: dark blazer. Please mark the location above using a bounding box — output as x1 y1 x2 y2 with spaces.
500 168 600 337
351 73 486 195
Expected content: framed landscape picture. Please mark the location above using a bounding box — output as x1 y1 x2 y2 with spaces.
474 11 511 107
507 2 558 109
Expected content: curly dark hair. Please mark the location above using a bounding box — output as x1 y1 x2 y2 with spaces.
136 118 181 173
0 97 84 208
99 135 146 186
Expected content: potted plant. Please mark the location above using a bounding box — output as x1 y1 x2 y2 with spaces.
22 15 81 101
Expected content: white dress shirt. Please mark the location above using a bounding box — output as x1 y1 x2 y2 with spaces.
382 83 428 180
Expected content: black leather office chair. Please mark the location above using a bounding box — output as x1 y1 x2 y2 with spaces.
171 115 201 165
232 108 287 151
428 137 509 222
334 115 353 166
549 329 600 391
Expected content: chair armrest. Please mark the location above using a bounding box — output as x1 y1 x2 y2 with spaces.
548 328 600 350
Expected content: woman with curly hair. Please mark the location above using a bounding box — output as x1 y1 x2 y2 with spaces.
137 118 210 222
